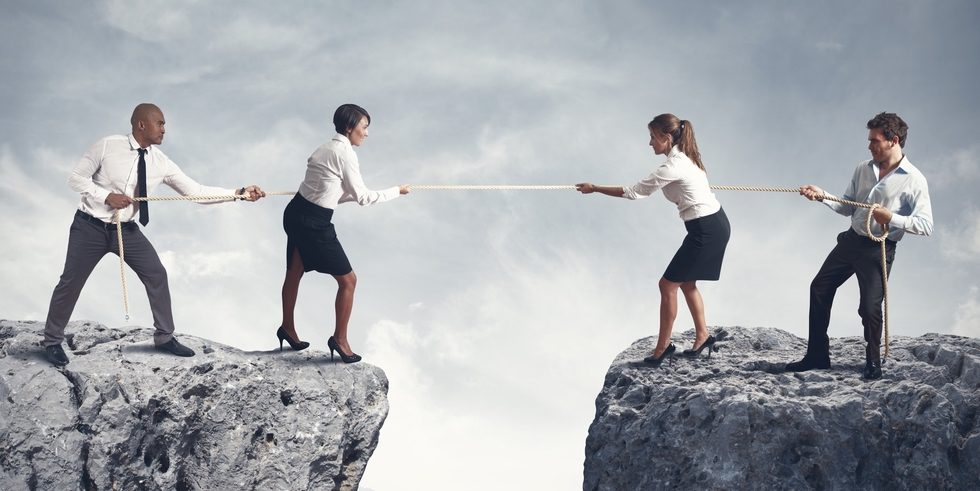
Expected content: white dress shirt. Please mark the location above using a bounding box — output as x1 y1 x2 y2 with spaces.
297 134 400 209
824 156 933 241
70 134 237 223
622 146 722 221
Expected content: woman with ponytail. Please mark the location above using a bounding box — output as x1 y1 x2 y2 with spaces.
576 114 730 366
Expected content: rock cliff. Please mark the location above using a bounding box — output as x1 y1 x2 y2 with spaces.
0 320 388 491
584 327 980 490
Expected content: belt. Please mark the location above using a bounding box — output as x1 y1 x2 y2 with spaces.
845 228 896 247
75 209 137 231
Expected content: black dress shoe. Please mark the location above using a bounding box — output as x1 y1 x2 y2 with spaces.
785 355 831 372
862 360 882 380
155 338 196 357
45 344 70 367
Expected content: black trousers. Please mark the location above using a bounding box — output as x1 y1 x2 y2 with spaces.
807 229 896 363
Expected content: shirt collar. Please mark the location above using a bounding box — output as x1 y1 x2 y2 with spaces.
128 134 150 152
869 154 910 174
332 133 352 146
667 145 682 158
895 154 911 174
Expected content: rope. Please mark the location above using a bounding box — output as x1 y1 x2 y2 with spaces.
109 185 893 358
111 192 292 320
409 184 575 190
129 191 297 202
113 210 130 320
706 185 890 358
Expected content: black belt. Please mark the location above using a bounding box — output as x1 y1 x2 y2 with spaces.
75 209 137 231
845 228 897 247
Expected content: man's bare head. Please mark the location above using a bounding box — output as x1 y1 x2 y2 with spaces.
130 103 162 127
130 103 166 147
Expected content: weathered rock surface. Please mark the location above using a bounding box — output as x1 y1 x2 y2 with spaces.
584 327 980 490
0 320 388 491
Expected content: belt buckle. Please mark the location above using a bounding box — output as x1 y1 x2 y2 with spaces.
94 212 117 229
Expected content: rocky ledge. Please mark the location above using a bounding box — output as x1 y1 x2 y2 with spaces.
0 320 388 491
584 327 980 490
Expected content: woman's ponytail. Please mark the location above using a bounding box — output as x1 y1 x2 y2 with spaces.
649 114 705 172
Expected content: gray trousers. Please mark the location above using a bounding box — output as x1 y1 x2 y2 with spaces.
44 211 175 347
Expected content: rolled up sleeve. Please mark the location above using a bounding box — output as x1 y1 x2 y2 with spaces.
624 168 672 200
890 180 933 236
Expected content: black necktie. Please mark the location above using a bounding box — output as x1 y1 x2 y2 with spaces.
137 148 149 226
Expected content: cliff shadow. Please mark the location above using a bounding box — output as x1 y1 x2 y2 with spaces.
6 346 52 364
743 359 869 374
241 349 356 366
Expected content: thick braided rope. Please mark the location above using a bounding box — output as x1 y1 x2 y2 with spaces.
113 210 131 320
710 185 800 194
869 203 890 359
111 186 892 358
112 192 296 319
130 191 297 202
410 184 575 190
708 185 890 358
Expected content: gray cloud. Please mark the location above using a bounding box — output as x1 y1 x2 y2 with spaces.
2 1 979 489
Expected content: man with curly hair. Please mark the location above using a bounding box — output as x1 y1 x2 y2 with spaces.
787 112 933 380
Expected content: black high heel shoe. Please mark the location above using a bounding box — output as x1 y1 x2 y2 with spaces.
643 343 676 367
328 336 362 364
682 335 716 358
277 327 310 352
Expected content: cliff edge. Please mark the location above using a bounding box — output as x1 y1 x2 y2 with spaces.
584 327 980 490
0 319 388 491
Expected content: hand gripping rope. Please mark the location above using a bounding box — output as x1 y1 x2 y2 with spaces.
111 192 295 321
111 184 892 358
707 186 891 358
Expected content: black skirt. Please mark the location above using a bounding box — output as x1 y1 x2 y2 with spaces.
283 193 353 275
663 208 731 282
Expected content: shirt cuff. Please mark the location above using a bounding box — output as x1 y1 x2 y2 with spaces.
384 186 401 200
889 213 908 230
207 186 238 198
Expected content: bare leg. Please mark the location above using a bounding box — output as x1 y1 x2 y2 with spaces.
332 271 358 355
280 248 305 340
655 277 681 356
680 281 709 349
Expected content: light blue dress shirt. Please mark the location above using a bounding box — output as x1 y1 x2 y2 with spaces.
825 156 933 242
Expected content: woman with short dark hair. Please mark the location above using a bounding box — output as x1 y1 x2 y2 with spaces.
577 113 730 366
277 104 410 362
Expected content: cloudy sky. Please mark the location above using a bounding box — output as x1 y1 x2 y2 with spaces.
2 1 979 489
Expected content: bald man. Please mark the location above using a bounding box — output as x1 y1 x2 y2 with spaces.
42 103 265 367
